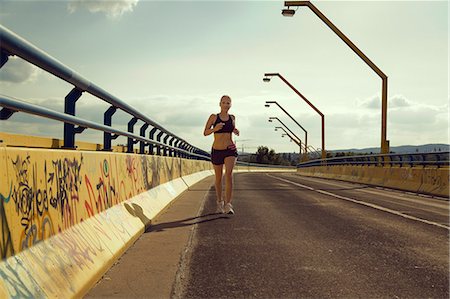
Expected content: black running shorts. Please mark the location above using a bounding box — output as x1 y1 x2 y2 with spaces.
211 146 238 165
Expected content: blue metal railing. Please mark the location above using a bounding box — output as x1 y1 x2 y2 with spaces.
0 24 209 160
0 96 211 160
298 152 450 168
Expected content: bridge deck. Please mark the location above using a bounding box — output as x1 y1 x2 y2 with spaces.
86 172 449 298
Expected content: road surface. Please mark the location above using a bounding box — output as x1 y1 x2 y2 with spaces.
180 172 449 298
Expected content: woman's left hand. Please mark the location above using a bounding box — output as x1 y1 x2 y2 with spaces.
233 128 240 136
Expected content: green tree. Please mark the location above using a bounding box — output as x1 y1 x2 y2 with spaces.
256 146 269 164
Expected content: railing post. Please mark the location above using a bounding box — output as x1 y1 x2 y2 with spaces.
189 145 193 158
156 131 164 155
103 106 117 151
174 140 181 157
436 152 441 168
163 135 170 156
178 142 184 158
0 107 16 120
169 136 175 157
63 87 83 149
139 123 149 154
0 49 10 68
127 117 138 153
149 127 158 155
183 142 189 158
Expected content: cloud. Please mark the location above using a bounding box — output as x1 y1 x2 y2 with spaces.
359 95 380 109
0 57 40 84
67 0 139 19
389 95 411 108
359 94 414 110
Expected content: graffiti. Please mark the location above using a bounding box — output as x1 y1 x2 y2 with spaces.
19 211 54 250
10 155 47 229
85 159 118 215
0 256 45 298
421 168 446 191
0 147 213 298
19 239 76 296
126 155 144 195
1 186 14 259
1 148 211 266
48 155 84 229
8 155 83 252
141 156 152 190
53 227 97 270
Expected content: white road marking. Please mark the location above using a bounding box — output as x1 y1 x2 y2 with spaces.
282 173 449 209
267 174 450 230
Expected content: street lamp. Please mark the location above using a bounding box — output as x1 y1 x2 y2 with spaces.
264 74 324 159
265 100 308 157
282 7 296 17
276 127 303 154
277 127 302 146
275 126 301 144
269 117 307 161
269 117 302 146
281 1 389 154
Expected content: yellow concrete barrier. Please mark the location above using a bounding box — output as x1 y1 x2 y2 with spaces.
297 165 449 198
0 147 212 298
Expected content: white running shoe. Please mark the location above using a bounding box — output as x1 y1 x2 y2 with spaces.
224 203 234 215
216 201 225 214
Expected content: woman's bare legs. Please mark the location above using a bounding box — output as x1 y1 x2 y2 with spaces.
213 164 224 202
224 156 236 204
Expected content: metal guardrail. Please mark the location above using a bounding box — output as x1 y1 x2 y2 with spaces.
298 152 450 168
0 24 210 160
0 96 211 160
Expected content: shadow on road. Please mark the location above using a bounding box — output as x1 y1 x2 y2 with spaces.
145 213 230 233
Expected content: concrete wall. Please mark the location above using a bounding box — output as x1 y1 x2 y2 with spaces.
297 165 449 198
0 147 212 298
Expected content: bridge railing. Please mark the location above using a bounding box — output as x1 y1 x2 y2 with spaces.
297 152 450 168
0 24 210 160
0 95 211 160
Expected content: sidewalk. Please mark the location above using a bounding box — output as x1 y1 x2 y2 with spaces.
85 176 217 298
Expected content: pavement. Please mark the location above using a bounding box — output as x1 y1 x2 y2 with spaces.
85 176 219 299
86 172 449 299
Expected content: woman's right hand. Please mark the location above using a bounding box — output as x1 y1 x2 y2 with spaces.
214 122 225 132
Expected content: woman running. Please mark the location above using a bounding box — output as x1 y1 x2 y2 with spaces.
203 95 240 214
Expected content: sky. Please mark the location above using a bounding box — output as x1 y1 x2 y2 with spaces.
0 0 448 154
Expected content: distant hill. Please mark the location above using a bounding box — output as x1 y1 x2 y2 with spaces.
238 144 449 157
330 144 449 154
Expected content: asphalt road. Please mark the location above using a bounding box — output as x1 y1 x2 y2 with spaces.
179 172 449 299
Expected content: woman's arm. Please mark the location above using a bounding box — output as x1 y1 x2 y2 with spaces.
204 114 219 136
231 115 240 136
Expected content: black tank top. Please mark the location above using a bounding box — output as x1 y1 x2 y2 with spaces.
213 114 234 133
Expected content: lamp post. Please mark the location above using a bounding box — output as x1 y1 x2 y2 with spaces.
275 126 301 145
276 126 303 151
269 117 306 162
280 1 389 154
264 74 325 159
265 100 308 157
